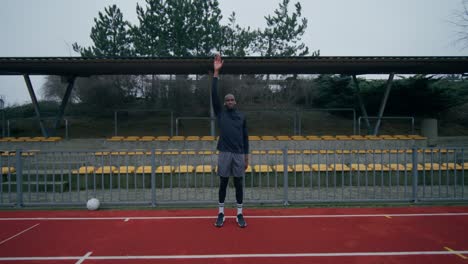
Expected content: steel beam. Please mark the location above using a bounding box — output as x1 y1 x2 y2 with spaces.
373 73 395 135
23 74 48 137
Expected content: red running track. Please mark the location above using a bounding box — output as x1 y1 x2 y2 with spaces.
0 206 466 263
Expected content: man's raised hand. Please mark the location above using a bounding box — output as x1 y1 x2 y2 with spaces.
213 53 223 77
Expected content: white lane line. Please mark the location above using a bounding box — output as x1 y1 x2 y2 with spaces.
0 212 467 221
124 218 130 222
0 250 468 261
75 251 92 264
0 223 39 246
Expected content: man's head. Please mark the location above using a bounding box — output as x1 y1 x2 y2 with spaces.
224 93 236 109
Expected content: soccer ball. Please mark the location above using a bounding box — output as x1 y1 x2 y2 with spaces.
86 198 100 211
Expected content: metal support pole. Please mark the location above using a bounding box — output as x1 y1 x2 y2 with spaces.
54 76 76 131
170 111 174 137
283 147 289 206
15 150 23 208
151 149 156 207
114 111 118 136
24 75 48 137
65 119 69 139
352 75 371 133
412 146 418 203
209 74 215 137
373 73 394 135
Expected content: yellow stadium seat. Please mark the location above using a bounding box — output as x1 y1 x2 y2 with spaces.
107 136 124 142
162 151 179 155
405 163 425 171
306 135 321 140
1 167 15 174
254 165 272 173
273 164 293 172
462 163 468 169
198 151 214 155
367 164 390 171
170 136 185 141
319 150 334 154
408 135 427 140
117 166 136 174
195 165 213 173
111 151 127 156
123 136 140 141
73 166 95 174
95 166 117 174
156 166 174 174
261 136 276 141
127 151 145 156
321 135 336 140
245 165 252 173
423 163 441 170
267 150 283 154
251 150 267 154
155 136 170 141
95 151 110 156
136 166 153 174
336 135 351 140
335 150 352 154
287 150 301 154
201 136 215 141
441 163 463 170
303 150 319 154
350 164 368 171
139 136 155 141
350 135 366 140
186 136 200 141
276 136 290 141
387 164 407 171
364 135 380 140
330 164 351 171
291 136 306 140
291 164 311 172
180 151 196 155
248 136 261 141
174 165 194 173
311 164 331 171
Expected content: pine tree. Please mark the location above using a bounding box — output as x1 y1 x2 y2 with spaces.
72 5 133 56
257 0 317 57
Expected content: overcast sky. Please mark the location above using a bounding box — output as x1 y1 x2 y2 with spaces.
0 0 466 105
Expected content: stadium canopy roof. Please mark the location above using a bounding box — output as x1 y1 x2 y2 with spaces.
0 56 467 76
1 56 467 138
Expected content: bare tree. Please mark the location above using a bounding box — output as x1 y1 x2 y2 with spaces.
452 0 468 49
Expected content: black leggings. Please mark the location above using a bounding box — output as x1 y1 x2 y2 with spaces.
218 177 243 204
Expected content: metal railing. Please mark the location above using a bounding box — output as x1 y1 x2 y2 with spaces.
0 147 465 207
7 118 69 139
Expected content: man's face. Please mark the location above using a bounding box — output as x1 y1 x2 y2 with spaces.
224 95 236 109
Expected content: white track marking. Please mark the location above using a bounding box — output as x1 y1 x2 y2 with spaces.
0 223 39 245
124 218 130 222
0 250 468 261
0 212 467 221
75 252 92 264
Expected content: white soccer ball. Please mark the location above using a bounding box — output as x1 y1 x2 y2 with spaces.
86 198 100 211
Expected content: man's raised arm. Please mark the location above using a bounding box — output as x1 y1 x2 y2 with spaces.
211 54 223 116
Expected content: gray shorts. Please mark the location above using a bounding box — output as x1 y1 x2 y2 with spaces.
217 152 246 178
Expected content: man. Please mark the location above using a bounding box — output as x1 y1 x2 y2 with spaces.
212 54 249 228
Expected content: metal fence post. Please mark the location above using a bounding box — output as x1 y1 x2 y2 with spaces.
283 147 289 206
151 149 156 207
15 150 23 208
412 146 418 203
